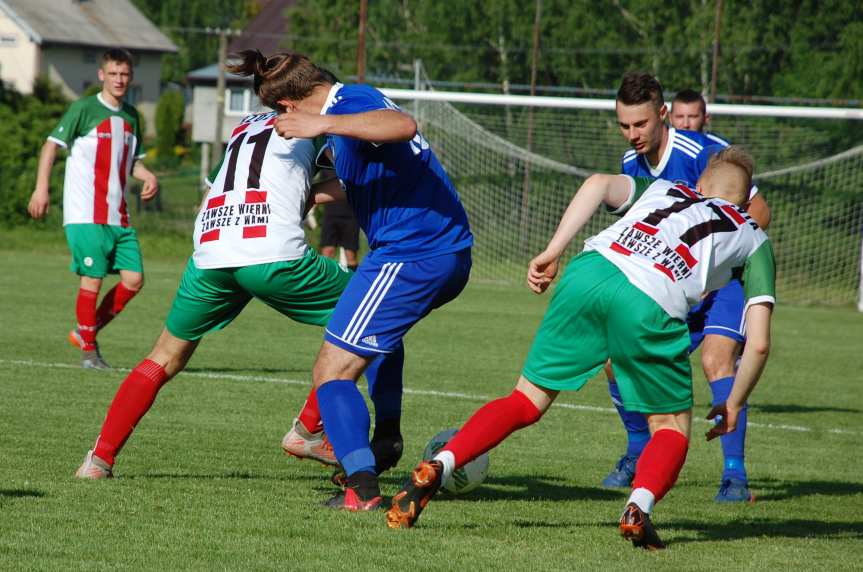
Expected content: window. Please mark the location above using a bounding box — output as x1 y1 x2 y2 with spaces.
83 50 98 64
225 87 263 115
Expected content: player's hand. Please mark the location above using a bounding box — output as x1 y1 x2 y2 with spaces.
705 401 741 441
527 250 560 294
28 190 50 219
274 111 329 139
140 175 159 201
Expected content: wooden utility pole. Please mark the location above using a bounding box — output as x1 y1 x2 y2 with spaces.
709 0 723 102
519 0 542 252
357 0 368 82
211 28 229 170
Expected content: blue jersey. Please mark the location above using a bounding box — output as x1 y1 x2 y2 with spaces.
621 127 723 187
321 83 473 262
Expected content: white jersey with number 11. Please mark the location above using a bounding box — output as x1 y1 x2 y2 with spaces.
193 112 315 269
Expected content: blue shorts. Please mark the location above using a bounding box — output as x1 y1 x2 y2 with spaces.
324 249 471 356
687 279 746 352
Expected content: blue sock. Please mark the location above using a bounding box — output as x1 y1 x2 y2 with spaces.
365 343 404 429
709 375 748 481
316 380 375 477
608 380 650 458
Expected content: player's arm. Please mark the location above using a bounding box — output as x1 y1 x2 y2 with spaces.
274 109 417 144
706 239 776 440
746 193 771 229
527 174 633 293
309 175 347 205
706 302 772 440
131 160 159 201
28 140 60 219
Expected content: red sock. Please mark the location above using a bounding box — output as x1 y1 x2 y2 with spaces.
632 428 689 503
297 387 323 433
443 390 542 467
93 359 168 465
96 282 140 330
76 288 99 351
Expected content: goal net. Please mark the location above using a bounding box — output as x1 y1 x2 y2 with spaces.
384 87 863 307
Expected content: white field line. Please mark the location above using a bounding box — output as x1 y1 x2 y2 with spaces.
2 358 858 436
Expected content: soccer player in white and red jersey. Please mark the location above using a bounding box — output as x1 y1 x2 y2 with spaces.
74 51 404 481
387 148 775 550
603 74 771 503
28 48 159 369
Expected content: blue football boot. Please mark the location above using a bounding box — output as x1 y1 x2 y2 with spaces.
715 477 754 503
602 454 639 488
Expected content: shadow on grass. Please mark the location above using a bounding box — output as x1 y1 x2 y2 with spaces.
433 474 622 503
182 366 308 375
0 489 45 500
750 403 861 414
659 518 863 543
753 478 863 501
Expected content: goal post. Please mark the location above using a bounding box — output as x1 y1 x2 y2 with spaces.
382 88 863 308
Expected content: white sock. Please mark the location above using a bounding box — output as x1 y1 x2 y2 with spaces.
433 450 455 485
627 487 656 514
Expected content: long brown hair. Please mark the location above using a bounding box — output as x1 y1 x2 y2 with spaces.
226 50 336 111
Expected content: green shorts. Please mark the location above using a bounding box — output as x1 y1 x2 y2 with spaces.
521 251 692 414
65 223 143 278
165 249 352 341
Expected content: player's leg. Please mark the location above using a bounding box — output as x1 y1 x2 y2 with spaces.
321 250 472 510
64 224 110 367
320 245 336 258
620 410 691 550
76 259 251 478
341 215 361 271
700 280 751 502
76 329 199 479
365 342 405 473
387 375 554 529
603 361 650 488
606 278 692 550
243 253 352 466
313 342 378 508
93 227 145 331
387 250 613 529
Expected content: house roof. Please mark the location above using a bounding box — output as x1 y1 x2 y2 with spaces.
187 63 252 85
228 0 295 56
0 0 177 53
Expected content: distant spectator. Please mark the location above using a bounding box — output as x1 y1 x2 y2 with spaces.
320 200 360 271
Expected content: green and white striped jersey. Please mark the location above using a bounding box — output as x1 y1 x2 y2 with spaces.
49 93 145 227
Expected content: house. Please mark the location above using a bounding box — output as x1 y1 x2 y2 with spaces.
0 0 177 134
188 0 295 176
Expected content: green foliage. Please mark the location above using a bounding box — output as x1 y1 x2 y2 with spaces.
0 78 69 226
286 0 863 101
130 0 260 84
154 90 186 166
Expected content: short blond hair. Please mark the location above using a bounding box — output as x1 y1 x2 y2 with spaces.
699 146 754 205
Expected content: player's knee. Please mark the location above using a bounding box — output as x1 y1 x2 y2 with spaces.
122 273 144 291
701 349 735 380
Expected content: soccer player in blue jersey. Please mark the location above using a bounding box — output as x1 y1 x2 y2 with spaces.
271 53 473 510
605 73 771 502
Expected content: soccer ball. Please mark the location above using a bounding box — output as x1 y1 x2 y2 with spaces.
422 428 489 495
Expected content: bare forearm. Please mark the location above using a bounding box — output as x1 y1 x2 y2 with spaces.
35 141 58 193
544 174 627 257
132 160 153 181
310 176 346 205
322 110 417 143
729 304 772 405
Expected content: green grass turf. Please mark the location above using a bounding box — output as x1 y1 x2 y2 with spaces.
0 245 861 570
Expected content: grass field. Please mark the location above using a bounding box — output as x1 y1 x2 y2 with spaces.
1 241 862 571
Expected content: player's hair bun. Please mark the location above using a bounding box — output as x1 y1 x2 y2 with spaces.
226 50 336 112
